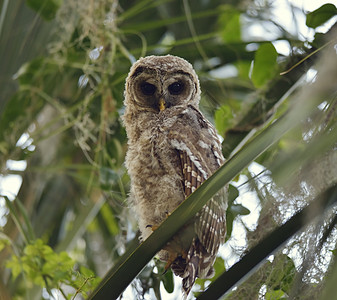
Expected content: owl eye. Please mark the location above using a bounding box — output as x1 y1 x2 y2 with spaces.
140 82 156 95
168 81 184 95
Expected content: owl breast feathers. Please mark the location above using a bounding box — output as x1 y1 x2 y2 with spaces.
123 55 227 296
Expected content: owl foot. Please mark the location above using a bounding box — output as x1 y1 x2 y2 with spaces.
146 212 171 232
146 224 159 231
164 254 177 273
163 249 188 274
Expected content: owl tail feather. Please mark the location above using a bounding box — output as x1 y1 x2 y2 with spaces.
179 238 215 298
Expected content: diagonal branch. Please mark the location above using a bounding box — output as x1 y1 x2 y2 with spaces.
88 72 325 299
197 185 337 300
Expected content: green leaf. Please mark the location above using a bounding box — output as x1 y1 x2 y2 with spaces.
225 210 234 239
218 5 241 42
306 3 337 29
225 200 250 240
265 289 287 300
312 32 326 48
6 238 99 294
214 105 232 136
162 269 174 293
251 43 278 88
230 204 250 216
80 265 96 278
225 185 249 238
228 184 239 205
26 0 63 21
5 255 22 279
236 61 251 79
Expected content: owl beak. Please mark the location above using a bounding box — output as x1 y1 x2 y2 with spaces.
159 98 166 111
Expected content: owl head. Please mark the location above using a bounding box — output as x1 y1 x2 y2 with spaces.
124 55 201 113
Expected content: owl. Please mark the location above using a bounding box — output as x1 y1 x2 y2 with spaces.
123 55 227 296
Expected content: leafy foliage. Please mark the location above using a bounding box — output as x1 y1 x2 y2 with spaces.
251 43 278 88
6 239 100 298
306 3 337 29
0 0 337 299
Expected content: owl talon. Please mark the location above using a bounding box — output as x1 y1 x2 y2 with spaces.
146 224 159 231
146 212 171 232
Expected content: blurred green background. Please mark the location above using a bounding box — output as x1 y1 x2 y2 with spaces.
1 0 337 299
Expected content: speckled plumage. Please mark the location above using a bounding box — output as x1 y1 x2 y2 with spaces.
123 55 227 296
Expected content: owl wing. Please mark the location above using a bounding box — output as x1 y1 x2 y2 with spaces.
169 106 227 295
178 150 226 256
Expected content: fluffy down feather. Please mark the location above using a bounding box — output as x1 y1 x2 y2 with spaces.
123 55 227 297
